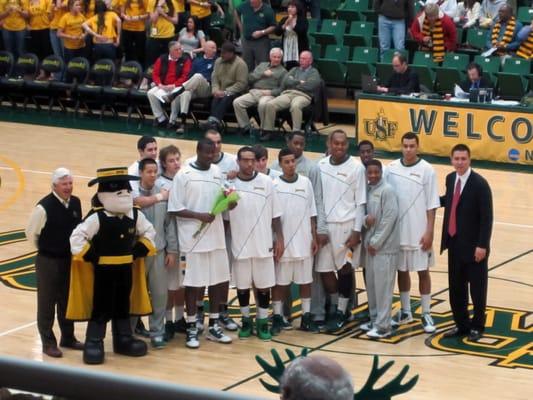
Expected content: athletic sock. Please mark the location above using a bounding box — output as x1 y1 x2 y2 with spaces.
272 300 283 316
165 309 173 321
400 291 411 312
257 307 269 320
421 294 431 314
186 315 196 324
338 297 349 313
208 313 219 326
240 306 250 318
175 305 184 321
301 298 311 314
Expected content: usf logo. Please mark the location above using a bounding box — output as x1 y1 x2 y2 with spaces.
363 108 398 141
0 230 36 291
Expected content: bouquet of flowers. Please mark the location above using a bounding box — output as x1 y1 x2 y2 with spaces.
193 183 239 238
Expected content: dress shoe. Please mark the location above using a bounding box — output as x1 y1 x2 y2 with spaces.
166 121 177 130
175 122 185 134
113 335 148 357
442 326 469 338
43 345 63 358
60 338 84 351
468 329 482 341
154 118 168 128
259 130 274 142
83 340 105 364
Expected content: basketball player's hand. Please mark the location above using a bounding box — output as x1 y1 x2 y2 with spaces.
419 230 433 251
165 253 177 268
365 214 376 227
316 233 329 248
474 247 487 263
274 238 284 263
367 245 377 256
226 170 238 180
345 231 361 248
198 213 215 223
160 188 169 201
311 237 319 256
228 201 237 210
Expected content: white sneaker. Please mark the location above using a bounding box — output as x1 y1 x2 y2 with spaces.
391 310 413 327
366 328 392 339
206 324 232 344
421 313 436 333
360 322 374 332
186 327 200 349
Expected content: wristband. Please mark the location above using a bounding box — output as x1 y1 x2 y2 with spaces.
155 193 163 202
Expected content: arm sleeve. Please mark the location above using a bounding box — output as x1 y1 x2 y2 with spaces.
464 3 481 28
25 205 47 249
410 16 424 43
295 68 320 93
164 212 179 254
174 58 192 86
369 188 399 250
274 17 285 36
506 22 523 50
309 164 328 235
248 63 264 84
517 25 531 42
152 57 162 86
224 60 249 94
293 16 308 35
70 213 100 255
477 178 493 249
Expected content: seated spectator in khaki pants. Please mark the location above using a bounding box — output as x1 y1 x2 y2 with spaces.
260 51 320 141
232 47 287 136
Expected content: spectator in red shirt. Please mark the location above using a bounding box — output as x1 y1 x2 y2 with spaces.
410 3 457 63
147 41 192 129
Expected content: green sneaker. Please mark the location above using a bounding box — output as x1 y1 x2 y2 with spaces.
281 316 293 331
299 312 315 332
271 315 284 336
326 310 347 332
164 321 175 341
151 336 167 349
239 316 253 339
256 318 272 341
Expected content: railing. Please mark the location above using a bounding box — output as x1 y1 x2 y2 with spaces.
0 355 264 400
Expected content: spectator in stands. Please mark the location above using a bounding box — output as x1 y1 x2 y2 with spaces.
478 0 506 28
120 0 149 66
275 0 308 71
454 0 481 28
232 47 287 135
27 0 53 61
82 0 121 61
516 20 533 60
486 5 522 56
202 41 248 131
147 41 192 128
145 0 178 68
280 355 354 400
49 1 67 63
174 0 185 31
0 0 29 60
374 0 414 58
459 62 493 91
178 16 206 57
426 0 458 18
410 3 457 63
188 0 224 33
261 50 320 141
57 0 86 65
377 52 420 94
235 0 276 71
164 40 218 133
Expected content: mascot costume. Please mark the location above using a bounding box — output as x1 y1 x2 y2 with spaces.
67 167 156 364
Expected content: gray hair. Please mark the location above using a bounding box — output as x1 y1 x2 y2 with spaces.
51 167 72 187
280 356 354 400
270 47 283 57
168 41 181 51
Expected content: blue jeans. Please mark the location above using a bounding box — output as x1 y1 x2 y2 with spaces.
92 43 116 62
49 29 64 59
378 15 405 58
2 29 26 60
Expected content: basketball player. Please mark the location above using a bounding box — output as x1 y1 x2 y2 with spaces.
128 136 160 197
384 132 440 333
227 146 284 341
167 138 234 348
316 130 366 332
252 144 282 180
271 148 318 334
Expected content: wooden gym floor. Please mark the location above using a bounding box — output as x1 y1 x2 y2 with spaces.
0 122 531 399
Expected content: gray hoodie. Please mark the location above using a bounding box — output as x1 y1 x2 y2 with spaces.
480 0 506 23
363 179 400 255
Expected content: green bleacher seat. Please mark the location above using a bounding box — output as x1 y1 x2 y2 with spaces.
456 27 464 46
311 19 347 46
308 18 320 36
474 55 500 84
311 43 322 60
435 53 469 93
463 28 489 51
410 51 438 91
320 0 342 19
517 7 533 24
315 45 348 87
336 0 369 23
497 58 531 99
344 21 374 47
346 47 378 89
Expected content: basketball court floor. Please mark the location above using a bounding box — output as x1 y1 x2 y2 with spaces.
0 121 531 399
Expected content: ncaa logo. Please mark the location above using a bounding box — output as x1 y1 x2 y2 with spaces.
508 149 520 162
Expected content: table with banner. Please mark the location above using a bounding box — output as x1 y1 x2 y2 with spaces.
355 94 533 166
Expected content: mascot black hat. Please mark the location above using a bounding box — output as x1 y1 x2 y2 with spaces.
88 167 139 192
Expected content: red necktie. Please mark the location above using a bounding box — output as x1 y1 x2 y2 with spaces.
448 179 461 237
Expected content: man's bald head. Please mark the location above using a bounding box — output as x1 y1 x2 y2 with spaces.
280 355 353 400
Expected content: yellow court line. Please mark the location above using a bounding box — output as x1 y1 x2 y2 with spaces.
0 155 26 213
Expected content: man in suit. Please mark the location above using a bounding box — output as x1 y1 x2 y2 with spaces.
440 144 493 341
459 62 494 92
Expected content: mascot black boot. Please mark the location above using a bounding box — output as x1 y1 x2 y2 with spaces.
83 321 106 365
112 319 148 357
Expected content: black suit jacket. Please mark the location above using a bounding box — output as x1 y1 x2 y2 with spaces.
459 76 494 93
440 170 493 263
